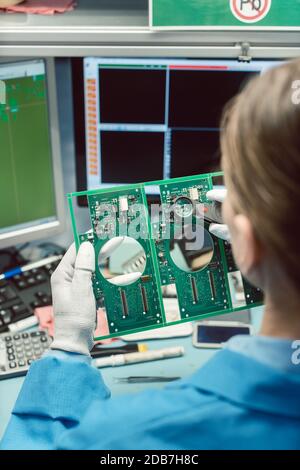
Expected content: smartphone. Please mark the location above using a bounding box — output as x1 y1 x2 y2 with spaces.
193 320 252 349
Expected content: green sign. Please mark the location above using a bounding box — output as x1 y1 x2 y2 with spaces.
150 0 300 30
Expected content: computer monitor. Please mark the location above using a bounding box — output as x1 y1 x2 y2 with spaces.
72 57 281 205
0 58 65 249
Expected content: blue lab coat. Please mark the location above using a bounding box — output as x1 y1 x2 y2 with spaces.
1 345 300 450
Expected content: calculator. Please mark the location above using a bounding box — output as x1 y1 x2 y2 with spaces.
0 330 52 380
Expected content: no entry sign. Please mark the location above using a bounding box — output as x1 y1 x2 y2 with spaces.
230 0 272 23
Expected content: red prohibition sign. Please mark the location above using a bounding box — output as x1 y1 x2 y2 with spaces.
231 0 271 22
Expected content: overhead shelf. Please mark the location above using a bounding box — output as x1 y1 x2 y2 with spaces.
0 0 148 29
0 0 299 57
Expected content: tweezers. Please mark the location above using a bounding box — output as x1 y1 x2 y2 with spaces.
114 376 180 384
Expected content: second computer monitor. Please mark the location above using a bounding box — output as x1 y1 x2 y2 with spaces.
72 57 280 201
0 58 64 249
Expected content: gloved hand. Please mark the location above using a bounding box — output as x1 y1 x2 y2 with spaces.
50 242 96 356
206 187 231 242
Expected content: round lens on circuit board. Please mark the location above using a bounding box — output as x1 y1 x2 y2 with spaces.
169 225 214 273
98 236 146 286
173 196 194 219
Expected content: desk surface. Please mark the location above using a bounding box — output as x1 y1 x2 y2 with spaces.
0 307 263 440
0 335 215 440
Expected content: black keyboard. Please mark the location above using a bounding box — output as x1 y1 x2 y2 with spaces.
0 259 61 333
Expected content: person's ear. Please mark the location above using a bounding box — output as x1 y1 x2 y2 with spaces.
231 214 263 277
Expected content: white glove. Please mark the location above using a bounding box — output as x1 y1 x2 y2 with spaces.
50 242 96 356
206 187 231 242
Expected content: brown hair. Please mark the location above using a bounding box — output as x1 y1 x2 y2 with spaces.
221 59 300 287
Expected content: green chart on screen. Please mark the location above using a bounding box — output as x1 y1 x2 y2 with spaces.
0 74 56 230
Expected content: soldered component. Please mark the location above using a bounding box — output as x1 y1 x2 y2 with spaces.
189 187 199 201
140 285 149 313
120 289 129 317
86 230 94 240
208 271 216 299
119 196 128 212
191 277 199 303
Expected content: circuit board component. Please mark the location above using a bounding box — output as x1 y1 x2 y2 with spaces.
68 172 263 340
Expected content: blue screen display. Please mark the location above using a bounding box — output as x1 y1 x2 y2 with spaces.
197 325 250 344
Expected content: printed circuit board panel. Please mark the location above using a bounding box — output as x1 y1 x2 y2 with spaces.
68 172 263 340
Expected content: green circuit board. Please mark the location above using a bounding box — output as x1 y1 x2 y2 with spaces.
68 172 263 340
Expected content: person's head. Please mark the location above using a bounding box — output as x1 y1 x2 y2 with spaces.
221 59 300 301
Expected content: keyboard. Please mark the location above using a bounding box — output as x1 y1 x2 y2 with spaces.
0 259 61 333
